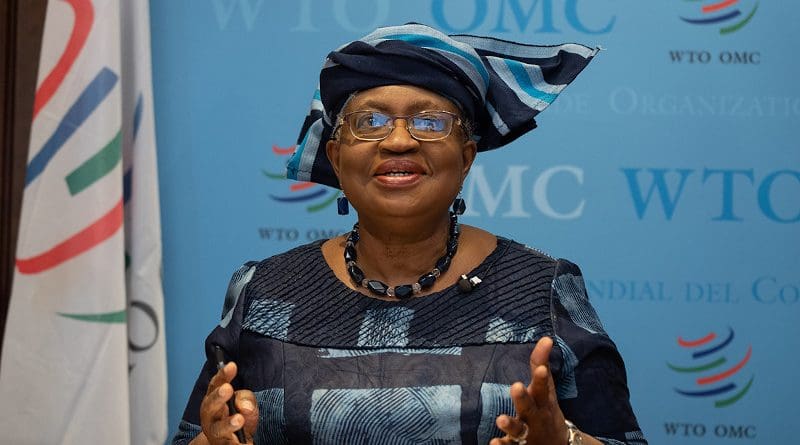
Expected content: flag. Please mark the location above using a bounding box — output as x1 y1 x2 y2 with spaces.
121 1 168 444
0 0 166 443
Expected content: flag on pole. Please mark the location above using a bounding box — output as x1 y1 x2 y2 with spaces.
121 1 168 444
0 0 166 443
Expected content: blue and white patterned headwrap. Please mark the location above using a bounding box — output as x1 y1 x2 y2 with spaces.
287 23 599 189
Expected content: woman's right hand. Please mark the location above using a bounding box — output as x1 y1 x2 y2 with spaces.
192 361 259 444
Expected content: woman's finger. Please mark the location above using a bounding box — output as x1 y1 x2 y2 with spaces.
201 362 238 422
527 337 556 409
200 382 235 425
205 412 246 444
234 389 259 435
529 336 553 384
510 381 535 418
530 361 558 409
495 414 529 444
205 362 237 396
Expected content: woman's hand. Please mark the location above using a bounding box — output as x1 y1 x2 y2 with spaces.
490 336 568 445
193 361 259 445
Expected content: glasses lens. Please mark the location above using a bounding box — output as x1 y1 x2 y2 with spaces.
351 111 392 140
346 111 457 141
409 112 453 140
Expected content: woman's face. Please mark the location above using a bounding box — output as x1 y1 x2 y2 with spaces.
326 85 477 220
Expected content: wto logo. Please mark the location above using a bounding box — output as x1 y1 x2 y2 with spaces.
17 0 127 325
679 0 759 34
667 327 754 407
263 145 339 212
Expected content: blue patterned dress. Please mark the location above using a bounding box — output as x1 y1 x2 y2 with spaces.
172 238 647 445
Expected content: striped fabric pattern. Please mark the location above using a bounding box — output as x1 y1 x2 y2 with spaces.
253 389 288 445
554 335 580 399
553 273 607 335
287 23 599 188
310 386 462 444
317 346 463 358
477 383 516 444
220 262 256 328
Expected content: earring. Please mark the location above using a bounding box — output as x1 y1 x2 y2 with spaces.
337 193 349 215
452 190 466 215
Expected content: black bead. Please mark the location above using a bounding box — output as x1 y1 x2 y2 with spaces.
452 200 464 215
348 264 365 283
366 280 389 295
435 255 452 272
447 238 458 254
344 245 357 262
452 197 466 215
347 223 359 243
418 273 436 288
394 285 414 299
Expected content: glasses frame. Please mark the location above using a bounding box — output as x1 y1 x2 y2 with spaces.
334 110 465 142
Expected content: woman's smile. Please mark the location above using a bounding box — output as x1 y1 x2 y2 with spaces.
373 159 425 186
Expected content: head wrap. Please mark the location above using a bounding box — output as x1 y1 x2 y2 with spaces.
286 23 599 189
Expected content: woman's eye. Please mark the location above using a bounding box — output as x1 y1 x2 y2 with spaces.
414 117 443 131
359 113 388 128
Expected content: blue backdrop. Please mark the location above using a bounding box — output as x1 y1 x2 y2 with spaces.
149 1 799 443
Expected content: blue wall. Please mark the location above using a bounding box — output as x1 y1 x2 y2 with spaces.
150 1 799 442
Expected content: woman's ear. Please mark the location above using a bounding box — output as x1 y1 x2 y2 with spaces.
461 139 477 179
326 139 342 180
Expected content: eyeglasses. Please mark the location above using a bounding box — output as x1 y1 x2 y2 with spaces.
335 110 463 142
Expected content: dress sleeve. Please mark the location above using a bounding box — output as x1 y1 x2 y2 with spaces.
550 259 648 445
171 262 258 445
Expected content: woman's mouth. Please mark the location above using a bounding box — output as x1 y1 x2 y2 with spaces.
373 164 424 186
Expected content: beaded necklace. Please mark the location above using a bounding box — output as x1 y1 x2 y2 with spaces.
344 213 460 299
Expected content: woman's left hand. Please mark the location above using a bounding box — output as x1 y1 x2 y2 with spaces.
490 336 568 445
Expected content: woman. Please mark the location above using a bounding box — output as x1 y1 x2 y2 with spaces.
173 23 646 445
